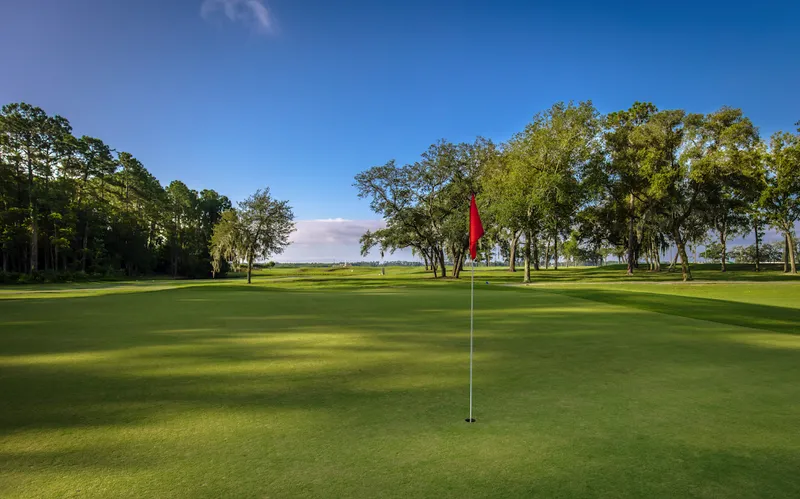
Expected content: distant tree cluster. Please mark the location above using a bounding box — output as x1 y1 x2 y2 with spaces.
356 102 800 281
702 241 795 265
348 260 424 267
0 102 238 282
272 261 424 268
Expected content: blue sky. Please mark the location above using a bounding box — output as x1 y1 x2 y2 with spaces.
1 0 798 261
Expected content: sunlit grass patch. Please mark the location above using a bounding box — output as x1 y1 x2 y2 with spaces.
1 272 799 497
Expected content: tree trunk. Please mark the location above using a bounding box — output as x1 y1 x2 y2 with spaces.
753 220 760 272
784 234 790 273
171 242 177 278
544 240 550 269
668 251 678 271
553 234 559 270
2 250 7 273
425 248 436 277
26 153 38 274
247 254 253 284
508 233 519 272
532 233 540 271
81 220 89 273
43 231 50 272
627 193 635 275
148 221 156 251
652 245 657 271
420 248 430 271
653 247 661 272
677 242 692 281
719 227 727 272
788 232 798 274
438 248 447 278
523 233 531 283
673 231 692 281
453 251 464 279
30 216 38 273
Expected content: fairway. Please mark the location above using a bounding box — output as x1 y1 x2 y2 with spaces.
4 2 800 496
2 271 800 498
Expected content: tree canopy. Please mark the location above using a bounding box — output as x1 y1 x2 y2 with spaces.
211 189 295 284
355 102 800 280
1 102 248 281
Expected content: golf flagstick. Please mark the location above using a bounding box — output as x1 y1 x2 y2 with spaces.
466 256 475 423
466 194 483 423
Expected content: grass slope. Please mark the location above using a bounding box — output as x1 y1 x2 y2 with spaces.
1 270 799 498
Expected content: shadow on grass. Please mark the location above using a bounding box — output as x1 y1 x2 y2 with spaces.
543 287 800 335
1 284 798 436
2 282 800 498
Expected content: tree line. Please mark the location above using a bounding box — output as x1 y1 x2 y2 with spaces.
0 102 294 283
356 101 800 281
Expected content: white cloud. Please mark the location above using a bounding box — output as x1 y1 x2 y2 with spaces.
290 219 385 246
201 0 273 34
274 219 417 263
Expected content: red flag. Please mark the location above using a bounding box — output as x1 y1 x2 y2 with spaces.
469 194 484 260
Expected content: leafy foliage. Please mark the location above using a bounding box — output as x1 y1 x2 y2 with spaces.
211 188 295 283
355 101 800 279
0 102 231 279
355 138 496 278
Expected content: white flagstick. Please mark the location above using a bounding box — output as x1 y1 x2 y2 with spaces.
467 256 476 423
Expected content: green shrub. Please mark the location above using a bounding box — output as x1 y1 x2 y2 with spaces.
0 272 21 284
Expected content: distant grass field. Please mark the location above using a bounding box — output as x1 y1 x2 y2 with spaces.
1 266 799 498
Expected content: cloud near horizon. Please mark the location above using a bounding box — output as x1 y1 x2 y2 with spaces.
276 218 418 262
290 219 385 246
200 0 272 34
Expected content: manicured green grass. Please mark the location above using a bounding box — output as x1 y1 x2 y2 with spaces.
1 270 799 498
